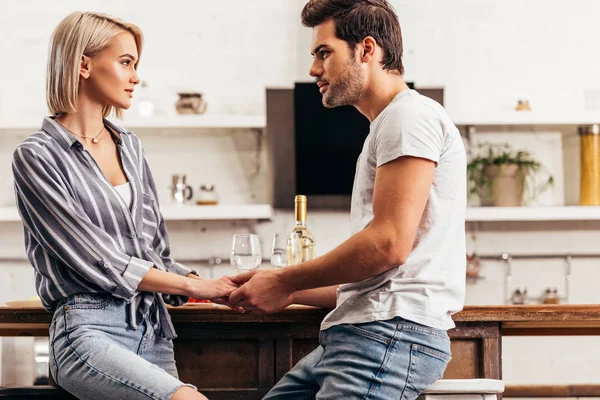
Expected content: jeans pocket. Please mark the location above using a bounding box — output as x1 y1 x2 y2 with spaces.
63 294 114 334
64 293 112 310
404 343 451 399
343 323 393 345
48 315 60 384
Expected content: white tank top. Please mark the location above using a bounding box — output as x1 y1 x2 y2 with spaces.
113 182 132 208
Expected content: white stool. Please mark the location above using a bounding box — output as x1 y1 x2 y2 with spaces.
417 379 505 400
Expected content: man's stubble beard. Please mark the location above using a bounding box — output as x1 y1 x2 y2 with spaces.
323 56 365 108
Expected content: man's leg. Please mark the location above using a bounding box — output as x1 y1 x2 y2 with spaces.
314 318 451 400
263 345 324 400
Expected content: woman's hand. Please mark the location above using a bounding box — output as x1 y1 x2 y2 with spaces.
186 276 239 300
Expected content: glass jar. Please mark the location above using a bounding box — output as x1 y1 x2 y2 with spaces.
510 287 528 305
175 92 207 115
542 287 560 304
579 124 600 205
196 184 219 205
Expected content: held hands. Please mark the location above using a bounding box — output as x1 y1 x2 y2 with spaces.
185 274 245 313
227 269 295 314
186 275 239 300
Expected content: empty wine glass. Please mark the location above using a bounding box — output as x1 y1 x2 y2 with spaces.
270 233 298 267
270 232 302 267
230 234 262 272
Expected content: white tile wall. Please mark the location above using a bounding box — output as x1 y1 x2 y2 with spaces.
1 0 599 388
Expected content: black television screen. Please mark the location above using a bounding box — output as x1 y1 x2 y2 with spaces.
294 82 370 196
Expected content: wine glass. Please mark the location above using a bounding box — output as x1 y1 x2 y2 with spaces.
271 233 299 268
271 232 302 267
230 234 262 272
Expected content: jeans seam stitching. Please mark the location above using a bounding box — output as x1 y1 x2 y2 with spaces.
135 327 146 355
398 325 448 341
312 345 326 370
50 316 60 386
167 384 197 399
399 338 413 400
345 324 392 345
365 326 400 399
413 343 451 362
63 323 158 399
64 294 112 310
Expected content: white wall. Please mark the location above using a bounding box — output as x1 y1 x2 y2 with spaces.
1 0 599 387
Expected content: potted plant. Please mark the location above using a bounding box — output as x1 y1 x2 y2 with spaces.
467 143 554 207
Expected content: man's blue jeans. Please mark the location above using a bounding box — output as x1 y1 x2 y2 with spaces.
264 316 452 400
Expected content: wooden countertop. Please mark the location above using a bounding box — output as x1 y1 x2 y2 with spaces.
504 384 600 397
1 304 599 336
454 304 600 335
453 304 600 322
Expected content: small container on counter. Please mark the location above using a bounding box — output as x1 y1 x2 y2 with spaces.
175 92 207 115
542 287 560 304
510 287 528 305
196 184 219 205
170 174 193 205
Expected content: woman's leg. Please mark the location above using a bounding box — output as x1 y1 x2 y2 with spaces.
138 317 206 399
49 295 201 400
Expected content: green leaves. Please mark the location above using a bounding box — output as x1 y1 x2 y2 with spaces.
467 142 554 203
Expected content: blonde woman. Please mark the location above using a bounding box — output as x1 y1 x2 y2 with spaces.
12 12 235 400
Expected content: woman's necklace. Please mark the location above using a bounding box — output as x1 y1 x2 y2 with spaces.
67 125 105 144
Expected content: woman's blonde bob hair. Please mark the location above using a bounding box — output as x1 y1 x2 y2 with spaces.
46 11 143 119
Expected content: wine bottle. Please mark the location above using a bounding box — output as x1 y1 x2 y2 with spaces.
287 195 315 265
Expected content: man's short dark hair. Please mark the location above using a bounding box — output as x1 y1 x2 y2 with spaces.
301 0 404 75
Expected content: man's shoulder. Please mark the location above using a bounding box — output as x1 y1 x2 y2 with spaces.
374 90 456 136
392 90 449 120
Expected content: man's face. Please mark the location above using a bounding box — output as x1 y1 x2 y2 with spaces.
309 20 365 108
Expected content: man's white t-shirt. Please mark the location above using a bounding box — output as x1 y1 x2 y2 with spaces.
320 89 467 331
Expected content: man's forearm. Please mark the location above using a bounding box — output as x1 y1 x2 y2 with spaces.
291 285 338 309
280 224 401 293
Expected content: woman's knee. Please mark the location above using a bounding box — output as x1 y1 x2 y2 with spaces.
170 386 208 400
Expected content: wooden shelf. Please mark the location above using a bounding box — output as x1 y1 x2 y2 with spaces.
0 114 266 130
160 204 272 220
451 111 600 126
0 204 273 222
466 206 600 222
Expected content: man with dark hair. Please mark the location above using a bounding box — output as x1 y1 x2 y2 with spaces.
229 1 467 398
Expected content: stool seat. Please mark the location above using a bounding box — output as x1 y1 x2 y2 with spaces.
0 386 77 399
422 379 504 394
418 379 504 400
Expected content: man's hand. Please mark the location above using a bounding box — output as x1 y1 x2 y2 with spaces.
228 269 294 314
211 276 246 313
184 274 245 313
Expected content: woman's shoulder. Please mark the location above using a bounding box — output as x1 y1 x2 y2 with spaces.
14 130 53 157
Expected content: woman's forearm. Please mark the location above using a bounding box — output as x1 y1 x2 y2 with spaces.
137 268 239 300
137 268 191 297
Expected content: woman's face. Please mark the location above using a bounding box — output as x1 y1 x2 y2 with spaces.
83 31 140 110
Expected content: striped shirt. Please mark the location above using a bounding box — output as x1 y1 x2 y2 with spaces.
12 117 195 340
